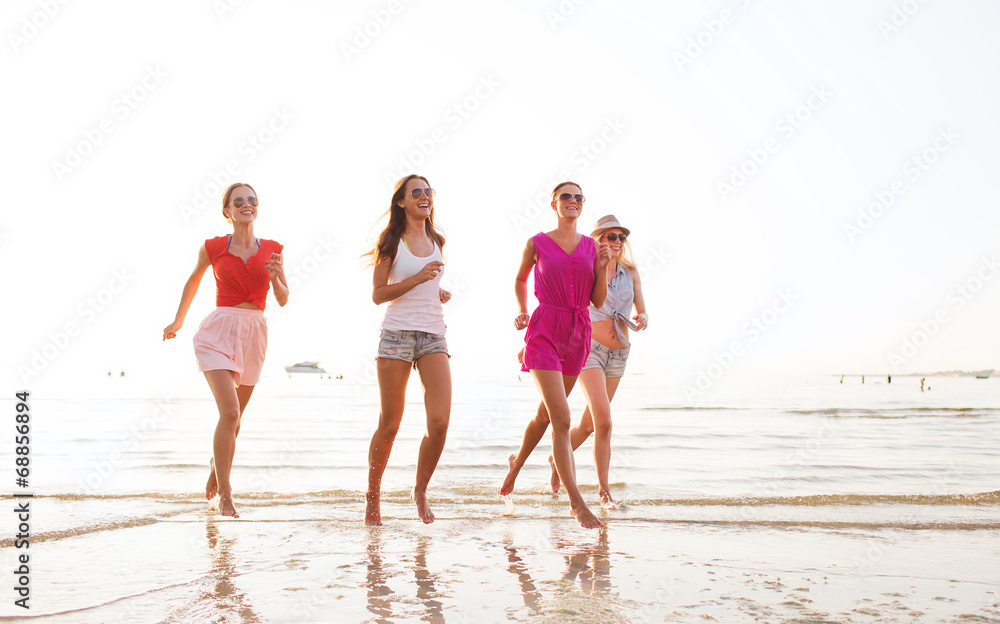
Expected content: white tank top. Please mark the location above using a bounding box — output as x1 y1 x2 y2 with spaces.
381 239 446 335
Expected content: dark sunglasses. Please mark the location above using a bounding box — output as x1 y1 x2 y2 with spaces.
410 188 436 199
604 233 627 242
557 193 585 202
231 197 258 208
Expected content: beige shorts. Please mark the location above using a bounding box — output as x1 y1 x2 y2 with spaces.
193 307 267 386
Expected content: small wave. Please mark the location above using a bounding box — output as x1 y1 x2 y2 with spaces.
786 407 995 418
640 406 748 411
26 489 999 508
616 492 1000 507
0 508 192 548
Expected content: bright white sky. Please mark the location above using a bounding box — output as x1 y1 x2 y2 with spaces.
4 0 1000 395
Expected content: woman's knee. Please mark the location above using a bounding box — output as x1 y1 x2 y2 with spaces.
548 407 573 431
426 414 449 439
216 407 241 430
532 404 551 425
375 416 402 442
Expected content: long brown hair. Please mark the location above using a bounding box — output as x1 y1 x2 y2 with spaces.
363 175 445 267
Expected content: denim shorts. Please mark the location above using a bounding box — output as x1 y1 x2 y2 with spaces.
377 329 449 368
582 339 630 378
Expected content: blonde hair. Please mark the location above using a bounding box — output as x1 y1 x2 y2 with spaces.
594 230 637 270
221 182 257 223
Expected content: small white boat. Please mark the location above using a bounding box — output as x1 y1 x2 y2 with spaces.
284 361 328 374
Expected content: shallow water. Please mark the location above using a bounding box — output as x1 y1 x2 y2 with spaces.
2 374 998 622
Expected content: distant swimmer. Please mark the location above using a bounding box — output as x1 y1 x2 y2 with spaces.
888 375 891 384
163 183 288 518
840 375 844 384
362 175 452 526
502 182 612 530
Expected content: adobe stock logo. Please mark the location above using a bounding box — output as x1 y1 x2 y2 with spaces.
717 86 833 201
886 256 999 371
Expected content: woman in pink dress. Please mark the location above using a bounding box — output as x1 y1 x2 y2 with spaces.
502 181 611 529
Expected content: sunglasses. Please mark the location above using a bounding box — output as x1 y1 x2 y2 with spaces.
557 193 585 203
604 233 627 242
231 197 258 208
410 188 436 199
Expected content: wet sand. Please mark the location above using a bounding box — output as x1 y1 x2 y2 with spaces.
4 495 998 623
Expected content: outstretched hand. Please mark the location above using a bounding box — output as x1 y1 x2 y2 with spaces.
633 312 648 330
514 313 530 330
163 320 182 341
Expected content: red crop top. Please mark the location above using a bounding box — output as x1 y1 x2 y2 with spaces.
205 235 284 311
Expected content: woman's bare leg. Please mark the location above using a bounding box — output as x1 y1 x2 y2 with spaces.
501 401 550 496
531 369 602 529
412 352 451 523
502 375 577 495
204 370 243 518
366 358 411 525
552 372 622 502
206 383 255 500
578 371 622 507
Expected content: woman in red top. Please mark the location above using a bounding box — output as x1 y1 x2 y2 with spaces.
163 183 288 518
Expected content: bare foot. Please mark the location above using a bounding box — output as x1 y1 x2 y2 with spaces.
500 454 519 496
547 455 561 494
206 458 218 501
365 491 383 526
218 490 239 518
599 488 619 510
412 489 435 524
571 501 603 529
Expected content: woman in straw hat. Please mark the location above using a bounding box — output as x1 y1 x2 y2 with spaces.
549 214 647 508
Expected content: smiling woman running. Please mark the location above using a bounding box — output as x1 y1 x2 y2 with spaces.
163 183 288 518
503 181 611 529
363 174 452 526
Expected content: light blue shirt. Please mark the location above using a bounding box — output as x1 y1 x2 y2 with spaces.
589 263 637 346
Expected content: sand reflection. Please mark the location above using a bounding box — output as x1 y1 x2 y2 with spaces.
365 529 394 623
364 529 448 623
503 525 617 618
204 522 261 623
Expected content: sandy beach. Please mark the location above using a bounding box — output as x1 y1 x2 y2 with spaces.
2 491 998 623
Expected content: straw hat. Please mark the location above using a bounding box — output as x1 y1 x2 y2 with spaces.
590 214 630 238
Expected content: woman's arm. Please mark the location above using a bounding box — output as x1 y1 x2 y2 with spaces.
372 257 444 305
513 238 536 329
163 245 212 340
590 242 611 309
265 251 289 307
629 266 648 330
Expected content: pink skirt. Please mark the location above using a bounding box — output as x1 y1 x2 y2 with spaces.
192 307 267 387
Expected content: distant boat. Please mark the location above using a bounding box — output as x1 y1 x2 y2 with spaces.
284 361 328 374
976 375 989 379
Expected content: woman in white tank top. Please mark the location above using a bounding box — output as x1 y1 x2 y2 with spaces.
362 174 452 526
